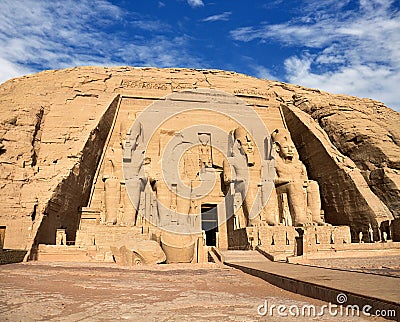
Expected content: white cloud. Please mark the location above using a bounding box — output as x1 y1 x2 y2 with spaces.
202 12 231 22
0 0 203 84
187 0 204 8
284 55 400 108
255 66 280 81
231 0 400 110
0 58 35 85
115 36 203 68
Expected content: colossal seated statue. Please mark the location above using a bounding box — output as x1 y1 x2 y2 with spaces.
272 128 325 226
123 122 147 225
224 127 277 227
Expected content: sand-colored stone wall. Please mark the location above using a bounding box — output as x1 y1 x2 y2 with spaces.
0 66 398 254
33 95 120 247
281 104 392 240
284 93 400 219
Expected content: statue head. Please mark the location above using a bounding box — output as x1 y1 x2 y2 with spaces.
198 133 210 146
234 127 255 166
272 129 296 161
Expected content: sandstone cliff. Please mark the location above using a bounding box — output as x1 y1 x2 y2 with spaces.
0 66 398 252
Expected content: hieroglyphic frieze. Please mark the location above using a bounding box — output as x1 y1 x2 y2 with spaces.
120 80 196 91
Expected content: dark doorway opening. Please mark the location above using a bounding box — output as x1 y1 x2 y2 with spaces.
201 204 218 246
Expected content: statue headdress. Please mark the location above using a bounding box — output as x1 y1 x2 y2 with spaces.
271 128 291 145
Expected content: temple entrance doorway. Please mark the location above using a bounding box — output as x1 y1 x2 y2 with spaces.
201 204 218 246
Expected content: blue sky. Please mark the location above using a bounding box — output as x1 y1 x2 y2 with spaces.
0 0 399 110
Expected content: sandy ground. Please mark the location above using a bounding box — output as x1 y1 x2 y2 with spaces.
0 262 388 321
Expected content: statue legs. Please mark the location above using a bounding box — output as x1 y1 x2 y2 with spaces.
307 180 324 225
125 177 145 225
276 181 324 226
260 183 278 226
235 181 249 227
177 179 192 219
104 177 120 225
235 180 278 227
245 185 260 226
277 182 309 226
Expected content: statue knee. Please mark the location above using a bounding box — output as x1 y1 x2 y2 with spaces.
286 181 305 196
307 180 319 193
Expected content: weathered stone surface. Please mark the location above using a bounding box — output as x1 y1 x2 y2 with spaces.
281 93 400 218
271 127 326 226
281 103 392 240
110 240 166 265
0 66 398 256
160 231 196 263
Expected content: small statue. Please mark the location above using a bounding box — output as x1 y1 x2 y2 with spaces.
56 229 66 245
359 231 363 243
368 224 374 242
272 129 325 227
103 151 120 225
198 133 213 168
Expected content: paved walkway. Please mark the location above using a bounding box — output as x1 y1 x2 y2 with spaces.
222 250 400 318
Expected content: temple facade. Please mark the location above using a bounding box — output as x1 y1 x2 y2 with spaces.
0 67 397 265
68 89 360 263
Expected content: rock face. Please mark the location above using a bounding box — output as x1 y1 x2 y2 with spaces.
287 94 400 219
0 66 398 255
281 104 392 240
